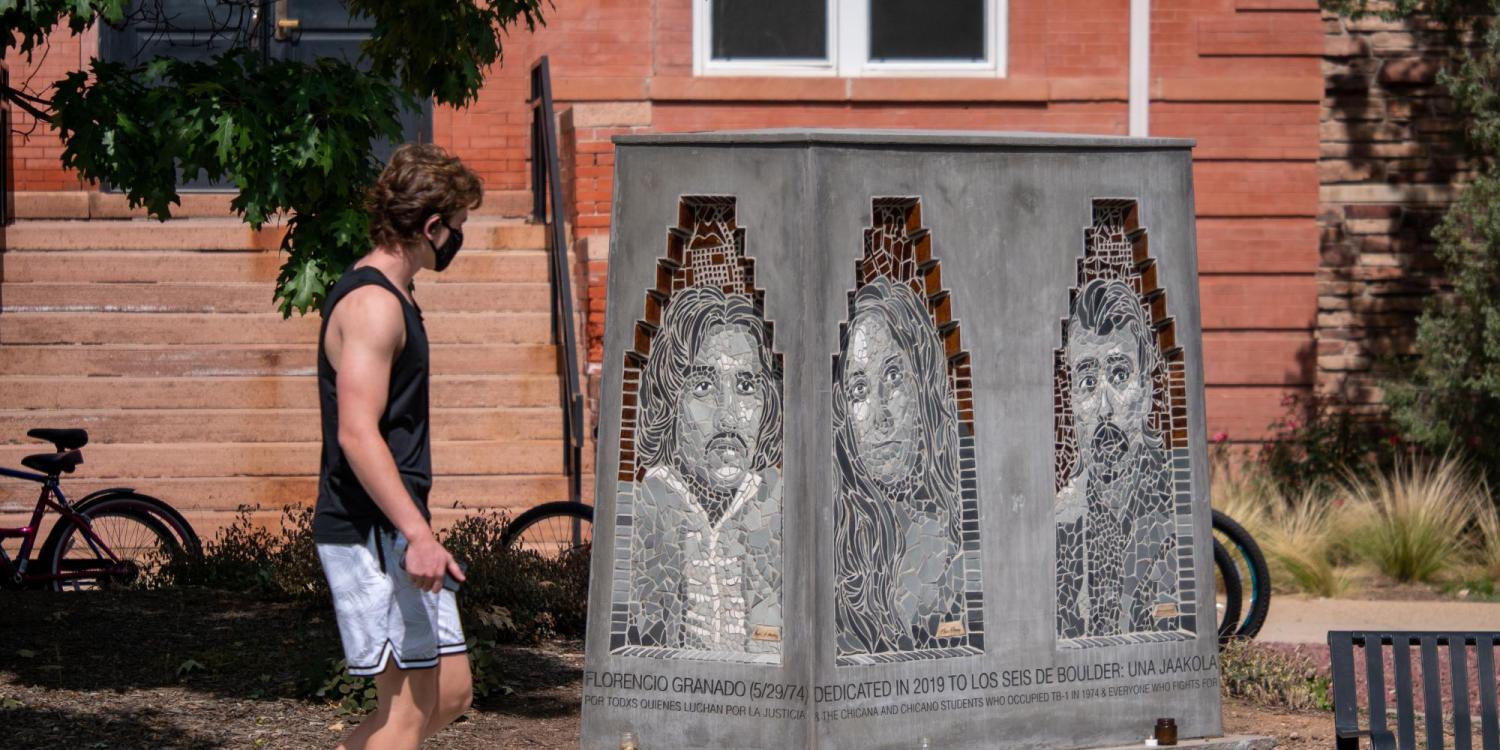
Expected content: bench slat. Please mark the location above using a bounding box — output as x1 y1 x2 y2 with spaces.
1367 634 1389 736
1395 636 1417 749
1479 635 1498 750
1454 635 1473 750
1331 630 1361 741
1422 636 1446 750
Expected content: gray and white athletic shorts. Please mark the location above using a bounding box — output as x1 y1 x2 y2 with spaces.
317 529 466 677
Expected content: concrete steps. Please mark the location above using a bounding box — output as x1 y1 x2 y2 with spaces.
0 216 573 541
0 311 552 344
0 474 569 514
2 282 552 313
3 217 546 252
0 375 561 409
3 249 549 284
0 440 563 478
0 407 562 442
0 346 558 377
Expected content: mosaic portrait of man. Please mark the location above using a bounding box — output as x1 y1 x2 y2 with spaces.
834 277 974 659
1056 277 1181 641
622 284 784 661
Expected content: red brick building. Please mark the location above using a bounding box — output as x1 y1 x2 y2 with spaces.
5 0 1439 536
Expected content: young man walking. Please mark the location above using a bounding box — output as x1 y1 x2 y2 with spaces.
314 143 482 749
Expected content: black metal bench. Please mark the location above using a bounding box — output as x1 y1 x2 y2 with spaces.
1329 630 1499 750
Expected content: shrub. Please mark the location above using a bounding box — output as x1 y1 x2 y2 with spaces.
1384 173 1500 489
1257 393 1400 497
1219 639 1333 712
161 506 592 713
1342 456 1484 583
162 506 328 599
439 511 590 644
166 507 591 643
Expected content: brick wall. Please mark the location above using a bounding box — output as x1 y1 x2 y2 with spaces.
1317 8 1476 413
4 0 1328 443
555 0 1327 445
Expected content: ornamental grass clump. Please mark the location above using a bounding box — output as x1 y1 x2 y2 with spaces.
1343 456 1484 583
1259 490 1352 598
1212 450 1351 597
1209 441 1273 541
1474 496 1500 580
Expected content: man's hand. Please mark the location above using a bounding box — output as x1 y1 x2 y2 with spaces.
403 532 467 593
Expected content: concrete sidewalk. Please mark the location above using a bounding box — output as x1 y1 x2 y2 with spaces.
1257 595 1500 644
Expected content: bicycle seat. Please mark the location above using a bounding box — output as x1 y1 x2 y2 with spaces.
27 428 89 451
21 450 83 476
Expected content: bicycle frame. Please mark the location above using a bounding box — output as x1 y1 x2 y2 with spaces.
0 465 129 586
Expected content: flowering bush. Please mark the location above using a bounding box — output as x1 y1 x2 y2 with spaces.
1256 393 1402 497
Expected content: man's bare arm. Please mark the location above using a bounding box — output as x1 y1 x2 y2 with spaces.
330 286 463 591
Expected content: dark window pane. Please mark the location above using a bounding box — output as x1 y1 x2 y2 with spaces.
870 0 985 61
711 0 827 60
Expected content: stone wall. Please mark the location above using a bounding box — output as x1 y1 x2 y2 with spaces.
1318 8 1480 413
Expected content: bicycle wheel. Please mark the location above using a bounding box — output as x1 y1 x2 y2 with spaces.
1212 538 1243 645
502 501 594 558
76 490 202 557
1212 509 1272 639
42 498 184 591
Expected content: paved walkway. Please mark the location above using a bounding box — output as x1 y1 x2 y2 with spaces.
1258 595 1500 644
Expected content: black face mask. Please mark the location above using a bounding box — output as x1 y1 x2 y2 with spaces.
427 220 464 272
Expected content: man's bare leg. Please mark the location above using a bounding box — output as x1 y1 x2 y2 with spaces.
336 662 438 750
422 652 474 738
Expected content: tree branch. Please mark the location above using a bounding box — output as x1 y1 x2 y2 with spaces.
3 85 53 124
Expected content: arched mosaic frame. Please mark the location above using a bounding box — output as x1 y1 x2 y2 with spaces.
1054 198 1198 649
608 196 786 664
831 197 985 666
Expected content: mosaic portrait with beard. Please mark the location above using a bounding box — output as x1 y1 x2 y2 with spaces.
1055 278 1180 641
618 285 784 662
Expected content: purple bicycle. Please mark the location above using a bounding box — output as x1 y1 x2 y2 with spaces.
1 428 200 591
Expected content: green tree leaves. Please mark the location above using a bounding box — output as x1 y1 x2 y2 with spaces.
52 49 408 314
354 0 544 106
1385 172 1500 470
7 0 546 314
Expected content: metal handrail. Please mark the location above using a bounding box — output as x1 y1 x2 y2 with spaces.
529 56 585 508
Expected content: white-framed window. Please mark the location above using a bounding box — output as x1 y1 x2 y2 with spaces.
692 0 1008 78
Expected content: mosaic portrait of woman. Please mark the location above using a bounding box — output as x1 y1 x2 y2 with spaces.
833 276 979 662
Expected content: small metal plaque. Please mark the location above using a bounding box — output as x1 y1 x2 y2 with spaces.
936 621 967 638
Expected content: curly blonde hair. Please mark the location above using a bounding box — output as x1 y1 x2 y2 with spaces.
366 143 484 250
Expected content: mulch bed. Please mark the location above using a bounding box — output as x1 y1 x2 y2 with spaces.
0 588 1353 750
1259 640 1490 723
0 588 582 749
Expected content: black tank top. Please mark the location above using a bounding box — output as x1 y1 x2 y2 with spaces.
313 266 433 544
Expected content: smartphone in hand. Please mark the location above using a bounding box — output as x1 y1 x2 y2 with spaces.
443 561 470 593
398 553 469 593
